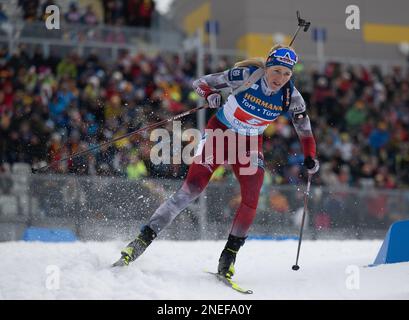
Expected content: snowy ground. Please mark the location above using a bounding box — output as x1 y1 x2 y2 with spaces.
1 240 408 300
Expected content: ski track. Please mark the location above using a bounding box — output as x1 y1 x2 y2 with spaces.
1 240 409 299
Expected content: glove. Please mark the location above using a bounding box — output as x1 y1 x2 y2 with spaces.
195 83 221 108
304 156 319 175
206 92 222 108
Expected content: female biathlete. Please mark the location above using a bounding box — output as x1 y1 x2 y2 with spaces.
113 45 320 280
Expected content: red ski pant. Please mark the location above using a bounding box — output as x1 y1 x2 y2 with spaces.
182 115 264 238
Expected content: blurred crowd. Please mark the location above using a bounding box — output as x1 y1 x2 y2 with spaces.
0 0 156 28
264 61 409 190
0 44 409 191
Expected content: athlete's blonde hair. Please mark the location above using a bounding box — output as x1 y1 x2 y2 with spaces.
234 44 297 68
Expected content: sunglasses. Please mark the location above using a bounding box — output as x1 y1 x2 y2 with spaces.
268 48 298 66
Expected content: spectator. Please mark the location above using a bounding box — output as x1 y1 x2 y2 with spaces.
18 0 39 21
126 0 141 26
40 0 56 22
138 0 155 28
65 2 82 24
369 121 390 151
269 190 290 214
126 151 148 180
81 5 99 26
57 54 78 79
336 133 353 162
0 4 8 23
103 0 124 25
345 99 367 130
320 162 339 186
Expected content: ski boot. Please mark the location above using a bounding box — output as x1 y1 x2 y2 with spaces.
112 225 157 267
217 234 246 279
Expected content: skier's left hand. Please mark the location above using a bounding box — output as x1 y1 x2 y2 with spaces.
304 156 319 175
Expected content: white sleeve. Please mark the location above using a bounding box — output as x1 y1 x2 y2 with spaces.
192 67 252 91
289 86 313 137
288 87 306 115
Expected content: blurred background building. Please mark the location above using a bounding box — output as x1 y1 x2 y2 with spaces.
171 0 409 64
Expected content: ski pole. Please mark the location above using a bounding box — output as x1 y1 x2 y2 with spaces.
288 11 311 47
32 104 209 174
292 173 312 271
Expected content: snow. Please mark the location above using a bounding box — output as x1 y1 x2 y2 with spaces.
1 240 408 299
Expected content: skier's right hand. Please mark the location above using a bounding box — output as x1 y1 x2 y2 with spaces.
206 92 222 108
195 82 221 108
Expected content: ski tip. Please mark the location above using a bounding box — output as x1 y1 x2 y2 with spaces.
111 259 128 268
204 270 253 294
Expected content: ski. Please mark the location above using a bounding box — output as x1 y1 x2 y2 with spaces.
111 258 128 267
112 247 134 267
111 253 132 267
205 271 253 294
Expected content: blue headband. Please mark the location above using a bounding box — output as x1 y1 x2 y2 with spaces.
265 48 298 70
